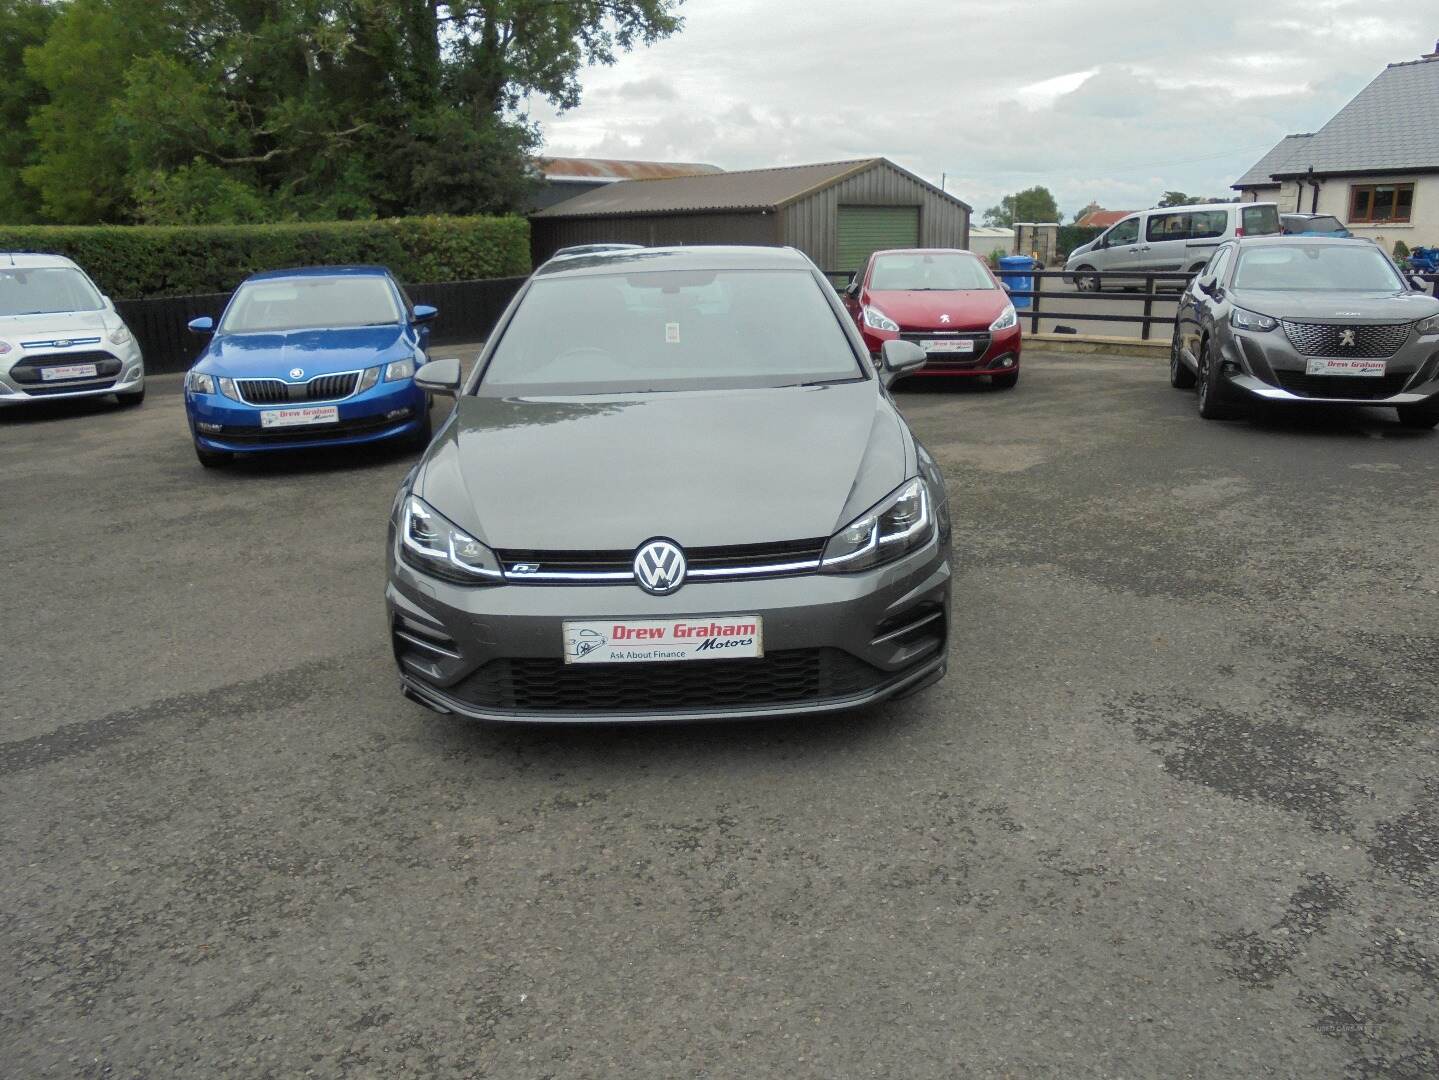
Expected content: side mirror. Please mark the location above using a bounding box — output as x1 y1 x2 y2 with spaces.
415 355 461 395
1410 274 1431 293
188 316 214 334
412 304 438 323
1198 278 1221 298
880 339 927 380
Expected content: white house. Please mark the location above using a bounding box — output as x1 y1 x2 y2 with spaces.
1233 41 1439 251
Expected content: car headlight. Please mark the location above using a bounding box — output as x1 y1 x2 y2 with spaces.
1418 313 1439 334
1231 307 1277 332
989 303 1018 332
862 305 900 332
821 478 933 573
357 366 381 393
186 370 215 395
109 325 133 346
0 339 14 355
385 357 415 381
399 495 503 584
219 377 238 400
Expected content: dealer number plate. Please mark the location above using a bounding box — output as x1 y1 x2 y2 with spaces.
260 405 340 428
1305 358 1385 377
922 339 975 354
41 363 98 381
563 616 764 664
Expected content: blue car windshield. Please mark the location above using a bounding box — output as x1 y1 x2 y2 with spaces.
221 276 401 333
0 267 104 316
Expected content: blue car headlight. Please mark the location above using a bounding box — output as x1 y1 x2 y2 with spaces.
357 366 381 393
385 358 415 381
186 371 215 395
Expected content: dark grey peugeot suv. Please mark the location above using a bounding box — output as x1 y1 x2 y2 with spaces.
1172 235 1439 427
386 246 952 723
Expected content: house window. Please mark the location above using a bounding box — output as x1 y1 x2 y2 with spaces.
1348 182 1414 224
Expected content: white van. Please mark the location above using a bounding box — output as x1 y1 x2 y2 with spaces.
1064 202 1281 290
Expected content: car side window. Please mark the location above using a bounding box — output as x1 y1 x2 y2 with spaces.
1200 246 1232 286
1147 212 1189 242
1109 217 1140 245
1190 210 1227 240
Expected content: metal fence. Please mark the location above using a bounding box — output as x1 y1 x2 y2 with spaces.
116 276 527 375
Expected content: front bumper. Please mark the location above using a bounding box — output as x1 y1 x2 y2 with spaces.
1218 325 1439 407
0 345 145 406
186 378 428 452
864 324 1022 377
387 535 951 724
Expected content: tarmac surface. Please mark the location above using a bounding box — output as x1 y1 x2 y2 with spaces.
2 353 1437 1078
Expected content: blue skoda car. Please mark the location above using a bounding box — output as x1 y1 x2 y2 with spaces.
183 266 437 467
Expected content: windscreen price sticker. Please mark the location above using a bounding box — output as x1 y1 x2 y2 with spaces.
1305 358 1385 377
563 616 763 664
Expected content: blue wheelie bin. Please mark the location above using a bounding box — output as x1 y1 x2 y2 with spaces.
997 255 1036 310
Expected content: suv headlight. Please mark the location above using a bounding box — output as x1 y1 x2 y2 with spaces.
385 357 415 381
186 370 215 394
1418 313 1439 334
109 325 133 346
1231 307 1277 332
821 478 933 573
862 305 900 332
399 495 503 584
989 303 1017 332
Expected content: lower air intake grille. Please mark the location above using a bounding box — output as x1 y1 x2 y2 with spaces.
449 648 884 713
1272 370 1412 400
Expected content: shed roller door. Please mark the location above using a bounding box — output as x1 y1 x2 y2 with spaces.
837 206 920 275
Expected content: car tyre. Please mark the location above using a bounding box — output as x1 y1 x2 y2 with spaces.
1196 338 1241 420
195 441 232 468
1074 266 1100 292
1396 402 1439 430
1169 327 1196 388
990 370 1019 389
407 408 434 450
114 384 146 406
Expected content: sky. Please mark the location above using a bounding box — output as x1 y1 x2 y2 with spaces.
524 0 1437 220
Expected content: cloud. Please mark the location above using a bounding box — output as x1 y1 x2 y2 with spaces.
527 0 1436 217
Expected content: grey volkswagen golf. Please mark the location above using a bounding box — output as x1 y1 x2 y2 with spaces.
386 246 952 723
1172 235 1439 426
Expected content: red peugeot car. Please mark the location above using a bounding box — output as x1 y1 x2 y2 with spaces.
841 248 1021 386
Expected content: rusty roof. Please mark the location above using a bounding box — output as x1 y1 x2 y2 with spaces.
1074 209 1134 229
533 158 969 218
539 157 723 182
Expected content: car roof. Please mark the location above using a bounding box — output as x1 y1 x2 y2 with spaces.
0 252 82 270
869 248 983 258
1143 202 1254 214
532 245 816 278
1229 234 1374 247
244 265 393 283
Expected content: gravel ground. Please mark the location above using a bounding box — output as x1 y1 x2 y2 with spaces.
2 352 1436 1079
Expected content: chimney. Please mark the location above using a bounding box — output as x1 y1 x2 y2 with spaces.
1425 39 1439 59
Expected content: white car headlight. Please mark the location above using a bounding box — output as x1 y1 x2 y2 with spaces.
821 478 933 573
186 370 216 395
989 303 1018 332
109 325 133 346
385 358 415 381
1231 307 1277 332
862 305 900 333
399 495 502 584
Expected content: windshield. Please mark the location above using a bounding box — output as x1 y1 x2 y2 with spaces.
480 268 863 394
220 275 401 333
1233 244 1403 292
870 253 995 291
1283 215 1346 235
0 267 104 316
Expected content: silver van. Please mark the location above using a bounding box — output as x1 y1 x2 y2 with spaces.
1065 202 1281 290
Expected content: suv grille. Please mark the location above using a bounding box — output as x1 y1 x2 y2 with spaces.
1281 321 1411 358
236 372 360 405
449 648 885 714
1272 370 1412 400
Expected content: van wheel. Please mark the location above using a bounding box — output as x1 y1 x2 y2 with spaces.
1196 338 1241 420
1169 327 1196 388
1396 403 1439 429
1074 266 1100 292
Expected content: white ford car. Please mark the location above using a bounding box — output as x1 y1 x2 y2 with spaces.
0 254 145 408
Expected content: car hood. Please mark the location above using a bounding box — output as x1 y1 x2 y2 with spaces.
1229 289 1439 323
204 325 410 376
866 289 1009 332
417 380 913 551
0 310 111 342
1065 241 1096 265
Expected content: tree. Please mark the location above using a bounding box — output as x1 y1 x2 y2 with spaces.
1157 191 1194 208
983 186 1060 228
0 0 55 223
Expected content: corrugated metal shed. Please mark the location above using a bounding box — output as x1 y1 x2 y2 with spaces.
530 158 972 274
538 157 723 182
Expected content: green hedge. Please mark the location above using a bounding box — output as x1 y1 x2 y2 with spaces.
0 215 530 299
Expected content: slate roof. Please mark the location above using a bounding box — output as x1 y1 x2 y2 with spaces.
1233 54 1439 187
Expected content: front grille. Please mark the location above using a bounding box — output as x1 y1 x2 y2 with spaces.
1281 320 1411 358
9 351 122 384
900 332 991 367
496 538 827 584
1272 370 1413 400
448 648 885 713
22 377 119 396
236 372 361 405
209 413 406 444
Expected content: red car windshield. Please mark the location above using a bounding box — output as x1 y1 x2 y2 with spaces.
870 253 995 292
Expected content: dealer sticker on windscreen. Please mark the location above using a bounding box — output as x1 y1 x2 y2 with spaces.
1305 358 1385 377
563 616 763 664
